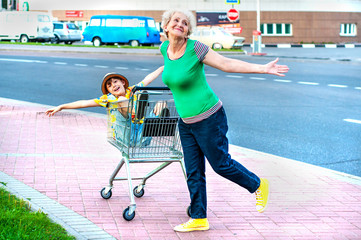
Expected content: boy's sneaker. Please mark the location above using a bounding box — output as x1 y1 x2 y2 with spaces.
173 218 209 232
255 178 270 213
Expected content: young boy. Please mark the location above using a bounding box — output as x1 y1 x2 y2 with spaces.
46 66 164 146
46 66 164 116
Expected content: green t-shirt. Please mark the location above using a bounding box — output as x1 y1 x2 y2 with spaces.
160 39 219 118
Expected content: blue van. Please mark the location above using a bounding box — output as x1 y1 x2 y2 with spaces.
82 15 161 47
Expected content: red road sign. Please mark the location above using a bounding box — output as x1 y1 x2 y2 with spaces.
227 8 239 22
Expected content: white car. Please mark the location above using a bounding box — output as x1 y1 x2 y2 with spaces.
190 26 245 49
53 22 82 44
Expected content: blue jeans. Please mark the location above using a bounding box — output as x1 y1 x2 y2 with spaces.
178 107 261 218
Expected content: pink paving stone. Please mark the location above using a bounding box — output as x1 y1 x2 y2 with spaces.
2 101 361 240
102 223 118 230
118 229 136 237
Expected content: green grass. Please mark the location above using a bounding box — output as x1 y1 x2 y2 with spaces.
0 185 75 240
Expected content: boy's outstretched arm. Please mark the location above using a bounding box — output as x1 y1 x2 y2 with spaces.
45 99 99 117
141 66 164 86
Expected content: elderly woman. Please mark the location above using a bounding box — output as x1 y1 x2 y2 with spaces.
160 9 289 232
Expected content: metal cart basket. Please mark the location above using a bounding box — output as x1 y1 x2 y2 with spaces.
100 87 187 221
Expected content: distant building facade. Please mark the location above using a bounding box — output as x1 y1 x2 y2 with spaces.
19 0 361 44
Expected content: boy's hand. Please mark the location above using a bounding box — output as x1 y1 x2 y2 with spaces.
45 106 62 117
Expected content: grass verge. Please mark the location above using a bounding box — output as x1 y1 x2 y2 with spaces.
0 184 75 240
0 41 245 52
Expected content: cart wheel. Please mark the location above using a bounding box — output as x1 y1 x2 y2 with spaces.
187 205 191 217
133 186 145 198
100 187 112 199
123 207 135 221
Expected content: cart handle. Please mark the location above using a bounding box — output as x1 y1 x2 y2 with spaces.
132 86 170 93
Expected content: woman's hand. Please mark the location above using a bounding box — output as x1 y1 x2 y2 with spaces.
264 58 289 77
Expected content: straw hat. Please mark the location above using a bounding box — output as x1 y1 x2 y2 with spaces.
101 72 129 94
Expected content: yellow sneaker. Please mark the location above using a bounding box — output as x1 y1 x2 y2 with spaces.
173 218 209 232
255 178 270 213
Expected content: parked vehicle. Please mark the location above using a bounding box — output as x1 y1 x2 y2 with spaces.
190 26 245 49
0 11 54 43
82 15 161 47
52 21 82 44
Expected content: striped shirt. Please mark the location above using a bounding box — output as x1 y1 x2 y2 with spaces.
182 100 223 124
194 40 209 61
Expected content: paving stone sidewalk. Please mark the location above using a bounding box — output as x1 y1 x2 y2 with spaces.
1 97 361 240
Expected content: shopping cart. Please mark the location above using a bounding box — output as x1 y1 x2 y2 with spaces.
100 86 187 221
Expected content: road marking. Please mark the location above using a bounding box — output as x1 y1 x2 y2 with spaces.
0 58 47 63
95 65 109 68
343 119 361 124
298 81 319 85
274 79 292 83
250 77 266 80
328 84 348 88
226 75 243 78
2 57 359 93
0 58 32 62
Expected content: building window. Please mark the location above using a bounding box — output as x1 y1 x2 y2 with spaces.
261 23 292 36
266 24 273 34
340 23 357 36
276 24 282 34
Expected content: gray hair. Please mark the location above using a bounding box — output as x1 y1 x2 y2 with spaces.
161 9 196 38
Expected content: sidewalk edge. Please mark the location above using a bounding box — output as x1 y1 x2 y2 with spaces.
230 144 361 186
0 97 106 119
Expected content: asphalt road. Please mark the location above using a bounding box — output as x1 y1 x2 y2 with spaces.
0 46 360 177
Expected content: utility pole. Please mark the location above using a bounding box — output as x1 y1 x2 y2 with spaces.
256 0 260 31
252 0 265 55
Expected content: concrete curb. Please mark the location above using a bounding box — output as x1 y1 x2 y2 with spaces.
232 145 361 186
0 44 162 55
244 43 361 48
